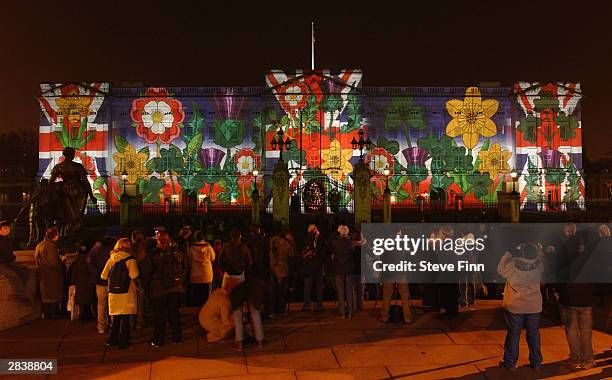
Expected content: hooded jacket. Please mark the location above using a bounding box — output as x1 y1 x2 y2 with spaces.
189 240 215 284
497 251 545 314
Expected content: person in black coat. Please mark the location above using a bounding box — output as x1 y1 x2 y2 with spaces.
68 240 96 322
301 224 326 312
555 223 595 370
330 225 354 318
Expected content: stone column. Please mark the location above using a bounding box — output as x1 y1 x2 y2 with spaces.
272 160 290 226
119 194 129 226
353 161 371 227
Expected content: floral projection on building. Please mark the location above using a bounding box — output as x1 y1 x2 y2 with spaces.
37 75 583 212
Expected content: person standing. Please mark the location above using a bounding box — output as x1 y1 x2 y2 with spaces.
268 230 295 317
330 225 355 318
436 226 460 319
211 239 223 290
557 227 595 370
68 241 96 322
188 231 215 307
0 220 31 305
352 229 366 311
301 224 326 313
88 236 115 333
142 230 186 347
101 238 139 350
234 224 268 350
35 227 65 319
497 242 545 371
131 230 149 329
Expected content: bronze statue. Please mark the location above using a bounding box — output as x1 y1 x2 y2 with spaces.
26 178 52 247
49 147 97 237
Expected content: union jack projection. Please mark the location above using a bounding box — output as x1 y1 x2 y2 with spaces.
38 83 110 207
514 82 584 210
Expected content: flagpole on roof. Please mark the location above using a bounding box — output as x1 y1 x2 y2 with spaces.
311 21 315 70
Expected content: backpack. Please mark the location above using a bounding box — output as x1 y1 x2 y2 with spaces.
108 257 135 294
159 250 184 289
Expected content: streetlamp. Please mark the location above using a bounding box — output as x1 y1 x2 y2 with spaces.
121 168 128 200
510 168 518 193
351 127 373 161
270 127 292 161
382 168 391 194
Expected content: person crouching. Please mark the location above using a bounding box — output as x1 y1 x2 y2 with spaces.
199 277 240 343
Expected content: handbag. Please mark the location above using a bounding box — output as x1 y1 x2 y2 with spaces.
67 285 80 321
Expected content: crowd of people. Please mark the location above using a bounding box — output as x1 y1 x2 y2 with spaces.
0 219 610 370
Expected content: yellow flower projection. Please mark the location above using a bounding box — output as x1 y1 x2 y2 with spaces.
446 87 499 149
113 144 149 184
477 143 512 178
320 139 353 181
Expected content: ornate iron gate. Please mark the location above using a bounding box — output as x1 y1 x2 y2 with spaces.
291 176 353 215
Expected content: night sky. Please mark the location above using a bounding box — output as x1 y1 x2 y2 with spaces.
2 0 610 160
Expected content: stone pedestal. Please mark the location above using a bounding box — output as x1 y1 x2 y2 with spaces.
353 161 371 227
272 160 290 226
251 191 261 226
383 188 392 223
497 191 520 223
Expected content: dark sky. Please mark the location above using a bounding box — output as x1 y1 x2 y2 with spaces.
2 0 611 160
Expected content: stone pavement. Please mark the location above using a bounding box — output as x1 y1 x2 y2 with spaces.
1 300 611 379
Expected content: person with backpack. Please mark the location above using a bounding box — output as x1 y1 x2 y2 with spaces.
100 238 139 350
141 230 186 347
188 231 215 307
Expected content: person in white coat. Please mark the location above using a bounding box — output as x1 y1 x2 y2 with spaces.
101 238 139 349
497 241 546 371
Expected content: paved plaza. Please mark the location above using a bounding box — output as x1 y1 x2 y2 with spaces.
1 300 611 379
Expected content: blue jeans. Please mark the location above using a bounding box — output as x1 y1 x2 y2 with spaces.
335 275 354 316
303 269 324 310
502 309 543 369
233 306 264 343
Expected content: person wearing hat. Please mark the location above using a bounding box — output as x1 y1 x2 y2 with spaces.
330 225 355 318
49 147 97 236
